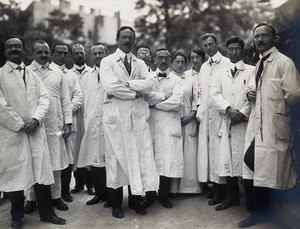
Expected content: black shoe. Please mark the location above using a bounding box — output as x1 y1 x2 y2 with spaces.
128 200 134 209
159 199 173 208
11 220 23 229
24 201 36 214
208 198 222 206
62 193 73 202
134 205 147 215
87 187 95 195
143 197 155 208
103 201 112 208
215 199 240 211
112 207 124 218
41 214 66 225
52 198 69 211
238 213 260 228
71 185 84 194
86 195 103 205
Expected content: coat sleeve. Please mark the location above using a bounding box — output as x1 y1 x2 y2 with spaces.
70 74 83 113
128 61 154 94
32 73 50 123
155 77 183 111
60 72 73 124
192 78 198 111
147 91 166 106
0 69 24 131
100 57 136 100
281 58 300 105
211 71 230 114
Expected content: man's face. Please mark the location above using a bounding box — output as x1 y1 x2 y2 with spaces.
52 45 68 66
154 50 170 71
202 37 218 57
137 47 151 64
4 38 24 64
117 29 135 54
253 25 275 54
190 52 204 69
72 46 86 66
33 43 50 65
171 55 186 74
91 45 107 67
227 43 243 64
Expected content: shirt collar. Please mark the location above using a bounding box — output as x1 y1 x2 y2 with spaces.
260 46 276 58
155 68 170 79
230 60 243 70
31 60 50 71
74 64 85 70
209 51 222 64
51 62 66 71
7 61 25 70
116 48 132 60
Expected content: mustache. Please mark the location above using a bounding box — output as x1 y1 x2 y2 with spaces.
124 42 131 46
9 50 21 55
257 41 265 46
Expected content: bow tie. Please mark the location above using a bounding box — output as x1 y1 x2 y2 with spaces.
15 66 24 71
158 72 167 78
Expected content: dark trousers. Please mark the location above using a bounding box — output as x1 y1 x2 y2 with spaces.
91 166 107 200
109 187 123 208
128 186 143 207
244 139 255 172
61 164 72 196
8 184 54 222
158 176 171 200
212 182 226 201
74 168 93 189
226 177 239 202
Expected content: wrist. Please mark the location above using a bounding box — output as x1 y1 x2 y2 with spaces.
225 106 231 115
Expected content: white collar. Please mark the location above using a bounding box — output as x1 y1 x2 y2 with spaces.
8 61 25 69
74 64 86 70
116 48 132 60
230 60 243 70
260 46 276 58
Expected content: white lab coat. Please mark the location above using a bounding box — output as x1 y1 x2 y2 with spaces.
0 62 54 192
77 68 105 168
100 49 159 195
147 70 184 178
71 64 92 170
50 63 83 164
196 51 230 183
211 61 253 177
29 61 72 171
243 47 300 190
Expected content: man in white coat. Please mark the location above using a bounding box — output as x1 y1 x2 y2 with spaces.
50 43 83 203
77 42 109 206
239 23 300 228
70 44 94 195
147 49 184 208
26 40 72 212
211 37 253 211
196 33 230 205
0 36 65 228
100 26 159 218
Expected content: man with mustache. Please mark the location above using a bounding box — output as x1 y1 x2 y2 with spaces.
70 44 94 196
239 23 300 228
0 36 65 228
25 40 72 214
77 42 109 206
100 26 159 218
146 48 184 208
50 43 83 203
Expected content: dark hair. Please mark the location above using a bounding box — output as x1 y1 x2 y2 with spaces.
226 37 245 49
253 23 276 36
170 49 187 64
155 48 169 56
51 42 68 53
188 48 205 61
200 33 217 43
137 45 151 54
116 26 136 39
4 35 26 51
32 40 48 52
70 43 85 55
92 42 108 54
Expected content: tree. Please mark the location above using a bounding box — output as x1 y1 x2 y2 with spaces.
134 0 275 52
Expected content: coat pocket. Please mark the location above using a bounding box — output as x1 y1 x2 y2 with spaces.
267 78 283 100
274 113 291 141
170 118 182 138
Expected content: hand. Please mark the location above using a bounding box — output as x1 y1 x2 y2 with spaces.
107 93 113 99
135 92 143 98
164 91 172 99
23 118 39 135
62 124 72 138
226 107 245 124
247 89 256 101
181 115 193 126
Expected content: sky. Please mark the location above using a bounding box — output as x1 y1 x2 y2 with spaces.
1 0 288 22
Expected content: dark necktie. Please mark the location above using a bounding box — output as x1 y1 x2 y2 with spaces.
231 66 237 77
209 59 214 67
124 55 131 75
158 72 167 78
15 66 26 86
97 72 100 83
77 67 85 74
255 53 271 87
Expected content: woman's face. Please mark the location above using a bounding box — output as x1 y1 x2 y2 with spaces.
190 52 204 69
171 55 186 74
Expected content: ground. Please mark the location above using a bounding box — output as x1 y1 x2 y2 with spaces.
0 186 284 229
